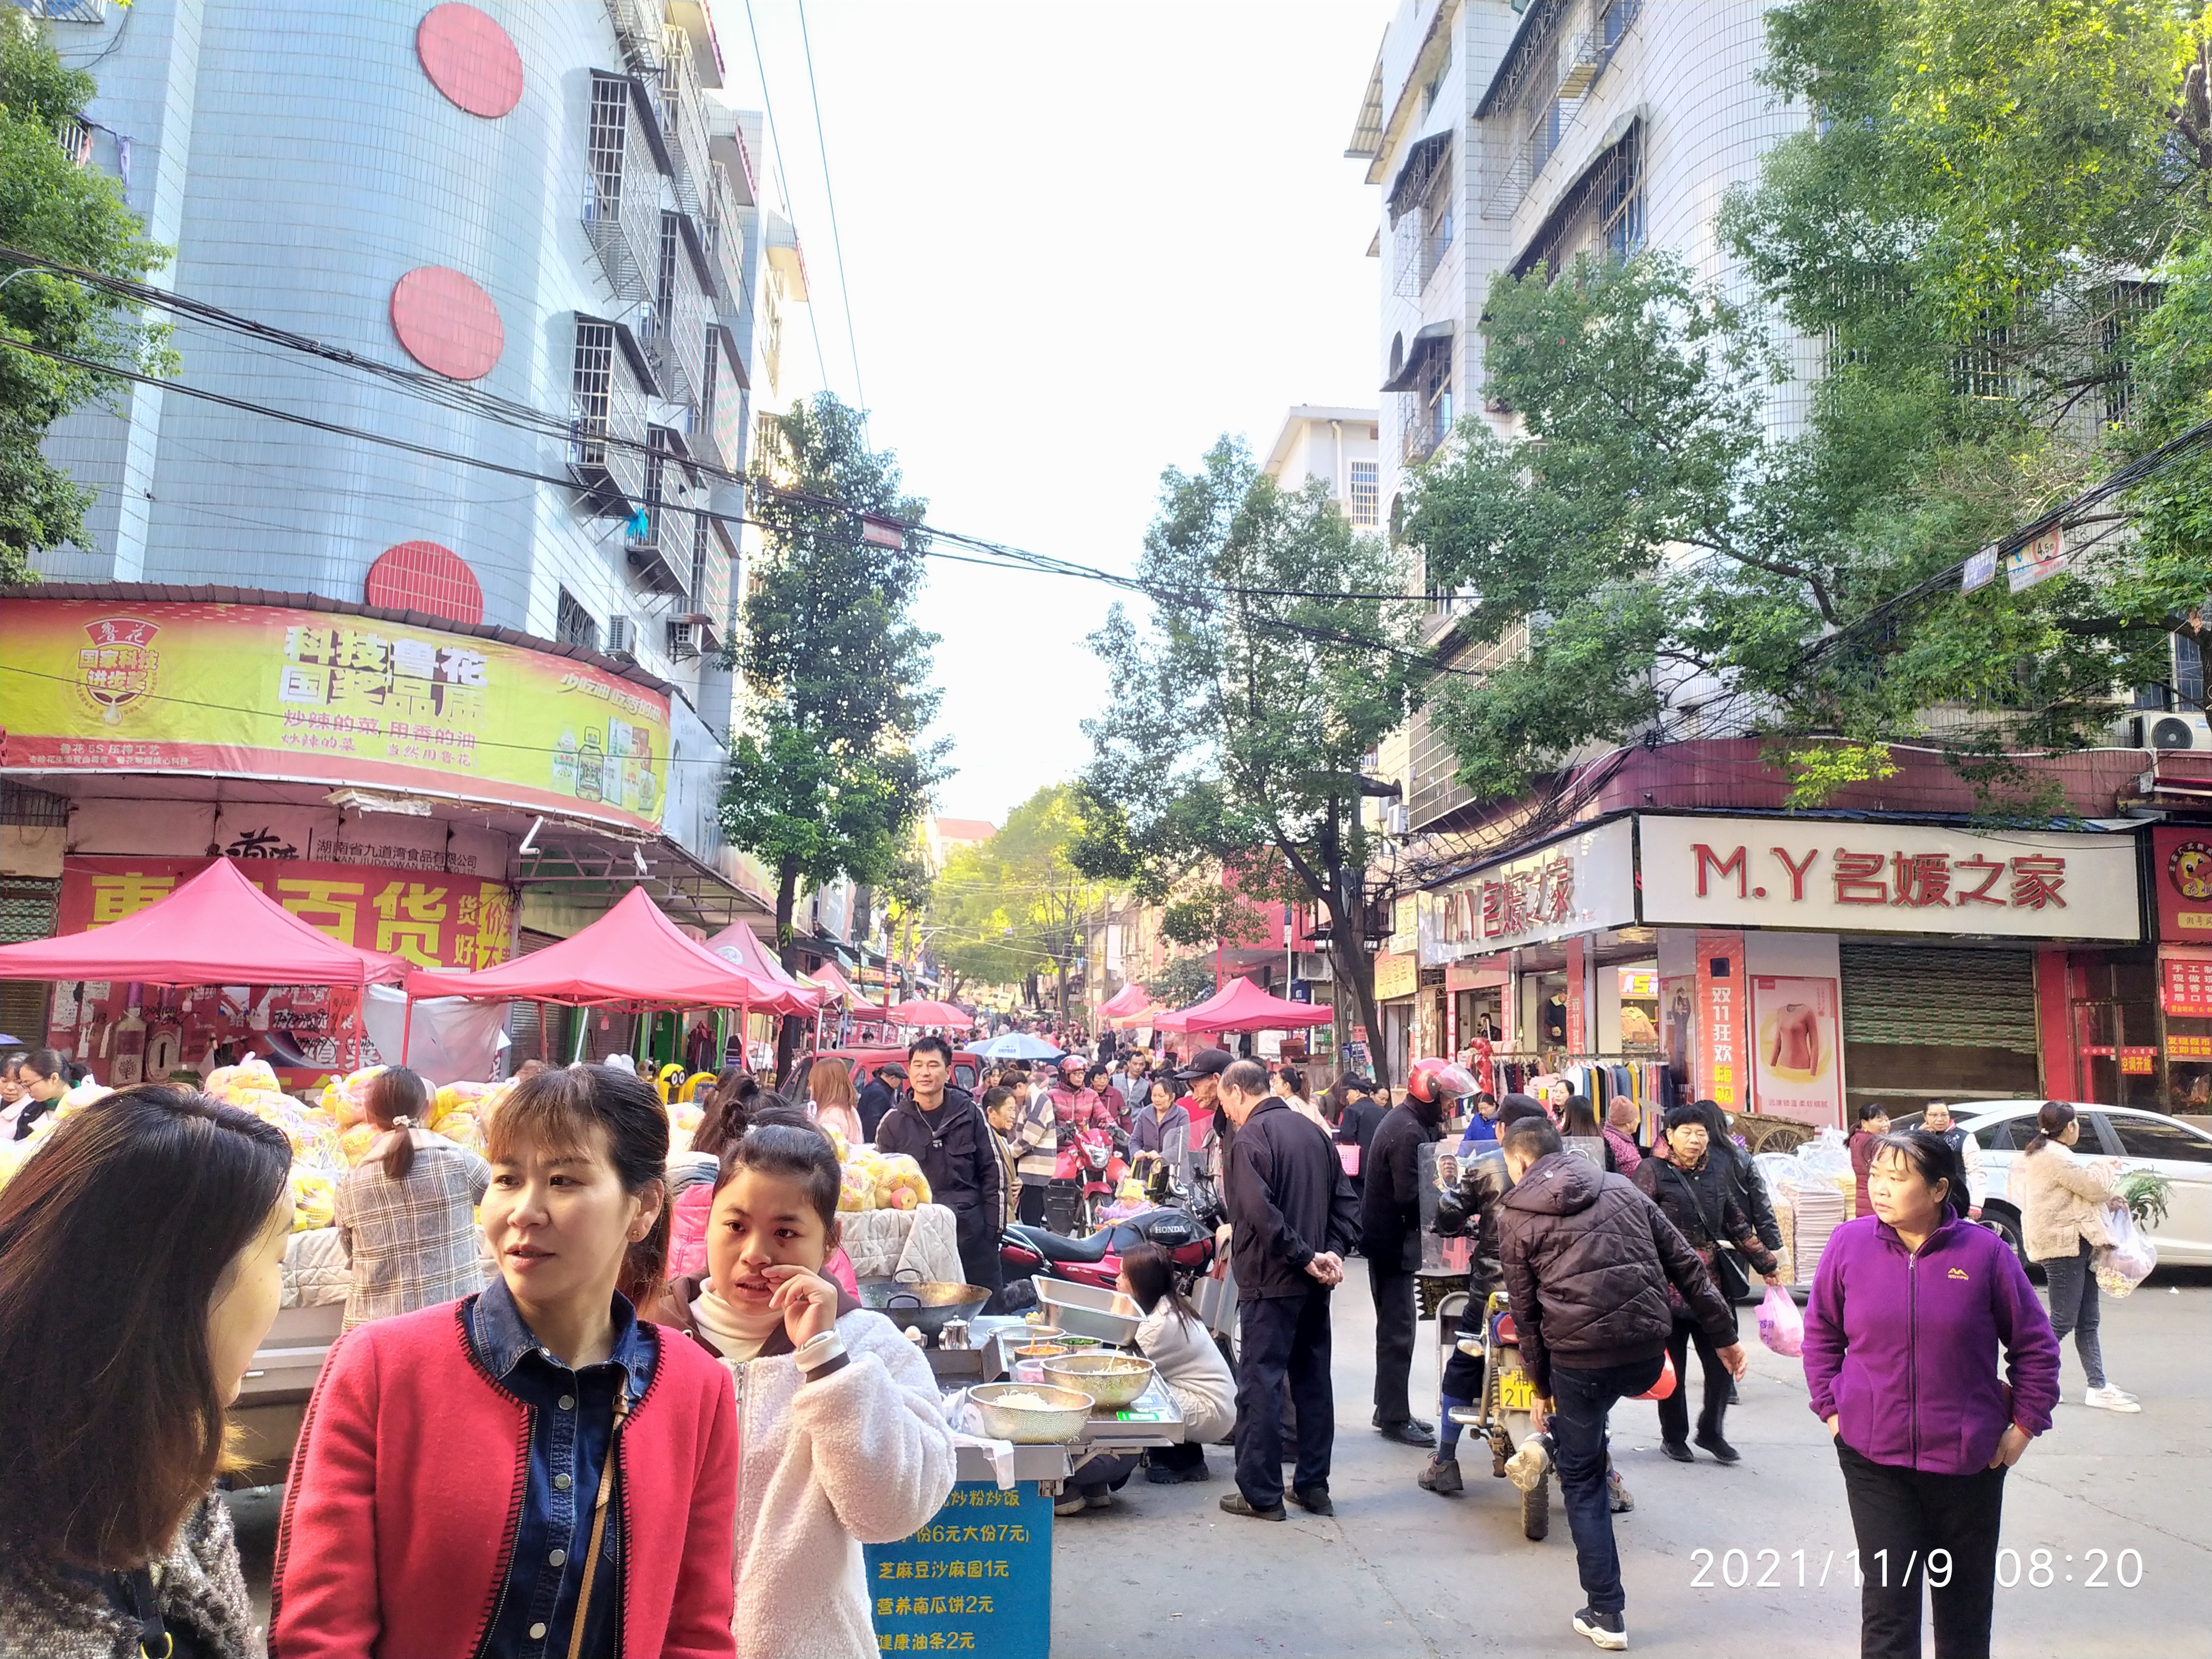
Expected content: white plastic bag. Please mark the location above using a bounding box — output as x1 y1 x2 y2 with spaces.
2091 1199 2157 1298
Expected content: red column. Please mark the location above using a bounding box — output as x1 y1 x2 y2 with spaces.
2035 947 2075 1101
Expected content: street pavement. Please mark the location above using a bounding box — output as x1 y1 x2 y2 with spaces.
223 1265 2210 1656
1045 1265 2212 1658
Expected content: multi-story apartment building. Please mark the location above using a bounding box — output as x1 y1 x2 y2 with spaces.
1262 406 1381 529
1341 2 2190 1126
0 0 832 1072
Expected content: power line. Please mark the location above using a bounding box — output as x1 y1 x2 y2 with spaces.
795 0 867 417
740 0 832 399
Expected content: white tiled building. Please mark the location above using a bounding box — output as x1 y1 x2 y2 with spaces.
1261 406 1382 529
29 0 817 755
1348 0 1813 522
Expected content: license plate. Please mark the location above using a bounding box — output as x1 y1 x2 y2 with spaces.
1497 1368 1536 1412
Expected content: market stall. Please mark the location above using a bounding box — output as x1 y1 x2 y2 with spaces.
1096 982 1161 1028
1154 974 1333 1037
0 855 409 1086
886 999 977 1031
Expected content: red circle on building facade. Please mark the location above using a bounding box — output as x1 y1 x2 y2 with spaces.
416 3 524 118
366 541 486 625
390 265 504 380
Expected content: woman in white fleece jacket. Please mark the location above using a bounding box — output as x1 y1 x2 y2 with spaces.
1120 1243 1236 1484
660 1120 958 1658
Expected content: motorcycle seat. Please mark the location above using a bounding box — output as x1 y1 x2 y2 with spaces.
1006 1224 1113 1264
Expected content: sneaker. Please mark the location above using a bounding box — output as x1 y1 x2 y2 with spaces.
2084 1385 2142 1413
1504 1432 1552 1493
1606 1468 1635 1513
1573 1606 1629 1651
1418 1454 1464 1496
1087 1491 1114 1510
1053 1492 1089 1517
1219 1491 1286 1521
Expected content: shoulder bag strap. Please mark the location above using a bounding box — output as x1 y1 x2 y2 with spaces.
566 1383 631 1659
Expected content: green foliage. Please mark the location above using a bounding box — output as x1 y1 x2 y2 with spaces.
717 392 945 953
2116 1167 2172 1228
1 14 171 578
931 785 1113 994
1081 438 1424 1075
1142 955 1217 1008
1407 0 2212 805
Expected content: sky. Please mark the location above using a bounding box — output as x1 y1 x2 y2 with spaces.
712 0 1395 826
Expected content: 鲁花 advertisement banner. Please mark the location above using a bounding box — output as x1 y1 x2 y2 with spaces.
0 598 670 832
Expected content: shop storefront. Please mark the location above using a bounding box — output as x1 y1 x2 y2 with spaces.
1415 812 2146 1128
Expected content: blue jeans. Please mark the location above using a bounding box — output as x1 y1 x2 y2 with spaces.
2041 1239 2105 1389
1548 1353 1666 1614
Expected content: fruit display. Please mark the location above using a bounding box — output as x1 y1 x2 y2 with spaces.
822 1123 851 1165
838 1162 877 1213
290 1164 337 1231
842 1149 931 1212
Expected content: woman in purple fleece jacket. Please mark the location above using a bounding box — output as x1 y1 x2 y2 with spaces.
1804 1131 2060 1659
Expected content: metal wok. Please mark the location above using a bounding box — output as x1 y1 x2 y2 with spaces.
858 1279 992 1342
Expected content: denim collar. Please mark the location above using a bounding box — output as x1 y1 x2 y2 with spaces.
472 1274 652 1391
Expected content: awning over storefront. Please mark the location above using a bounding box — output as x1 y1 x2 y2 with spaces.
0 856 407 988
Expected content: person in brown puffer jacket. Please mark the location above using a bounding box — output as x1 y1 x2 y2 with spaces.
1496 1114 1745 1653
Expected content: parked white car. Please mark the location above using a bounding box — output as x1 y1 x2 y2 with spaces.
1894 1102 2212 1270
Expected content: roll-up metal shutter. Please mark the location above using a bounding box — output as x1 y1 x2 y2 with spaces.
1840 945 2038 1052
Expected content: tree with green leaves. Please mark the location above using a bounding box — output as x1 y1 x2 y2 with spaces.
1079 439 1423 1080
1407 0 2212 811
719 392 944 1077
1 13 172 580
932 785 1114 1021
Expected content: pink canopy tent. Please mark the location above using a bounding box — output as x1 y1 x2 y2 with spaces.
807 961 888 1015
885 999 975 1031
1097 982 1161 1026
1152 975 1332 1036
702 922 826 1018
0 856 407 988
406 887 783 1009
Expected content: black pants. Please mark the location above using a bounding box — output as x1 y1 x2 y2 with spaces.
1835 1438 2007 1659
954 1207 1005 1309
1017 1181 1047 1227
1234 1288 1334 1507
1657 1311 1733 1447
1368 1258 1418 1426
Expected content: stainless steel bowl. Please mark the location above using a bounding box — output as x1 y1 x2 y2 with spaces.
968 1382 1095 1443
1040 1352 1157 1409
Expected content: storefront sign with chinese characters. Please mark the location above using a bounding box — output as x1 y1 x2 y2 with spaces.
1416 819 1636 963
2162 954 2212 1017
0 597 671 831
1638 817 2140 941
1695 931 1748 1109
46 856 514 1081
1373 951 1419 1003
2152 827 2212 942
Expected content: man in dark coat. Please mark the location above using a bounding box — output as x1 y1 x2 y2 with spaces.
1496 1115 1743 1652
1217 1057 1358 1522
855 1061 904 1141
1361 1080 1448 1446
875 1037 1003 1306
1332 1076 1388 1208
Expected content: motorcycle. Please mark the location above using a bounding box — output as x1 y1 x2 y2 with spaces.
1000 1202 1215 1296
1053 1120 1129 1233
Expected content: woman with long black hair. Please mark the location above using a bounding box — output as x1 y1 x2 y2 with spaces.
0 1085 295 1656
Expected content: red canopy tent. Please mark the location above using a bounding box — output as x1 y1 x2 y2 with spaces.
0 856 407 988
885 999 975 1031
406 887 782 1009
1152 975 1331 1036
1097 983 1160 1026
702 923 827 1018
807 961 887 1015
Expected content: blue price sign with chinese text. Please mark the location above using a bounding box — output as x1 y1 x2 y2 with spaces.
862 1481 1052 1656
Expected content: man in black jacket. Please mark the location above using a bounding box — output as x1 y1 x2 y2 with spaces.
1498 1115 1743 1653
1332 1076 1388 1206
1218 1058 1358 1522
874 1036 1004 1307
855 1061 904 1141
1361 1079 1448 1446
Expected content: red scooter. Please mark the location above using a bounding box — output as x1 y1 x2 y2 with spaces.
1054 1120 1129 1234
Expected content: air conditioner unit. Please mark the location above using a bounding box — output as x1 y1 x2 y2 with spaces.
1385 802 1411 837
2129 712 2211 750
604 614 637 661
1296 951 1334 983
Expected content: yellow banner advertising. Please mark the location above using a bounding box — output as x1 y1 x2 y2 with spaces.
0 598 669 831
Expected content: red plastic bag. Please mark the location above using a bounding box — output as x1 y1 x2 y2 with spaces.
1758 1283 1804 1357
1633 1352 1677 1400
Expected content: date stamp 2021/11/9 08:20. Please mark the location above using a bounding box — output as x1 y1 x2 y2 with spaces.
1688 1547 2146 1592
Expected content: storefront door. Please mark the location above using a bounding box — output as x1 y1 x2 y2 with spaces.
2069 959 2163 1108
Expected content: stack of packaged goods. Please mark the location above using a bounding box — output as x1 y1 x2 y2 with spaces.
1752 1130 1852 1287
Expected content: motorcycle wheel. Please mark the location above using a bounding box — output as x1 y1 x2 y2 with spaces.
1521 1472 1550 1542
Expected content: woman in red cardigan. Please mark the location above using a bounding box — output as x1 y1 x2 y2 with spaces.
273 1066 738 1659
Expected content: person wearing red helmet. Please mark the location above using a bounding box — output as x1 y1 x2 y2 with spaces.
1046 1055 1115 1139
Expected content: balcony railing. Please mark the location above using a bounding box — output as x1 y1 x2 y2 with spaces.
16 1 109 22
661 27 716 222
583 74 660 304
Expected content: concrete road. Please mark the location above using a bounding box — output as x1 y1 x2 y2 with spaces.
1045 1267 2212 1658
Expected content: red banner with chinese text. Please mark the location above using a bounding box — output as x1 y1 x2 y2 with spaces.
1694 931 1747 1110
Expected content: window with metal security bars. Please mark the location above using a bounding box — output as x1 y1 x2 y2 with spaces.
569 316 646 508
1954 315 2015 400
698 328 720 454
556 587 601 653
19 0 108 20
0 877 60 1049
2102 280 2158 425
0 782 68 827
583 74 660 302
1839 946 2039 1051
1348 460 1379 528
